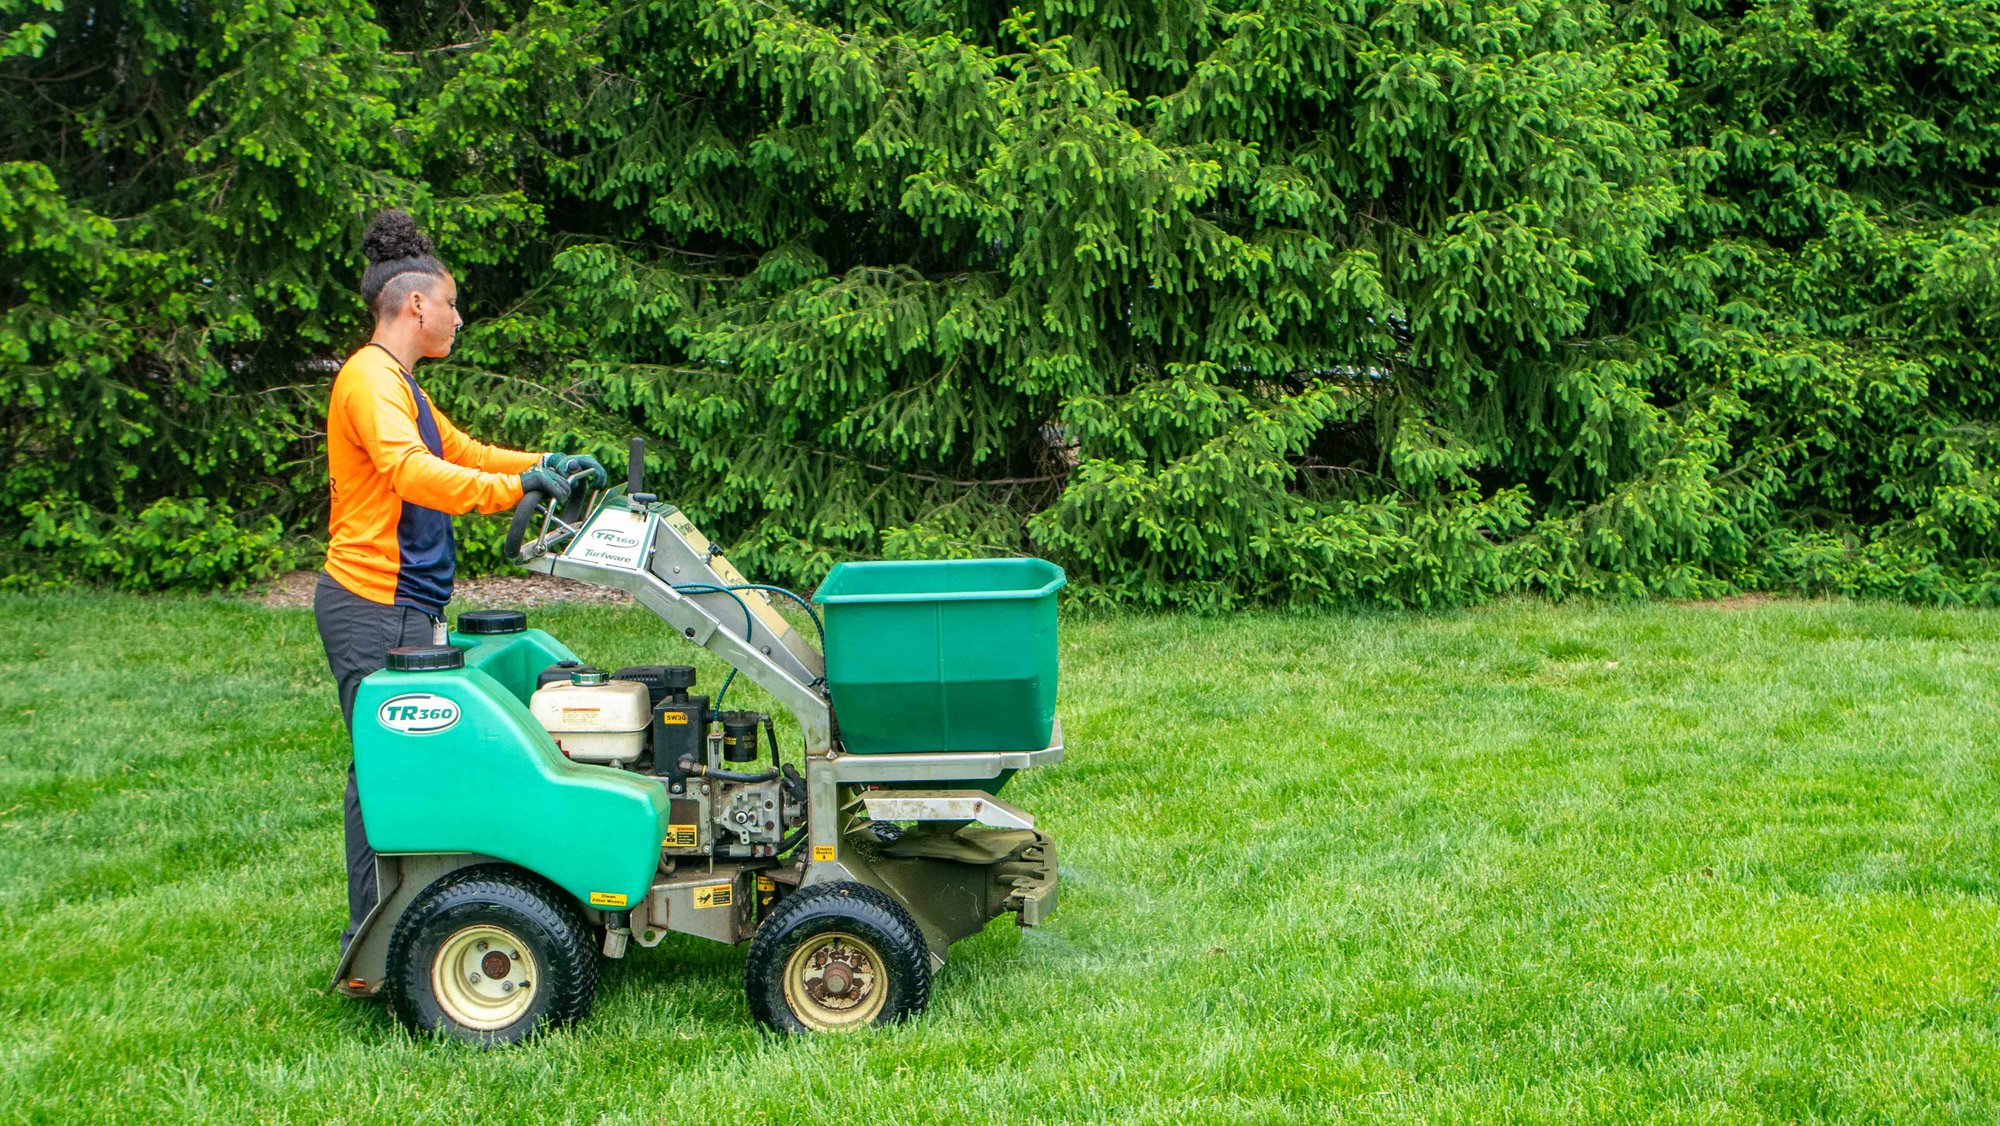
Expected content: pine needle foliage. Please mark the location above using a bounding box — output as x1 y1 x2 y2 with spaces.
4 0 2000 604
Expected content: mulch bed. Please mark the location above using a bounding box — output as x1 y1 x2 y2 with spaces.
253 569 632 610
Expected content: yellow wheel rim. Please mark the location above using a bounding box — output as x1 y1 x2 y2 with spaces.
431 924 538 1031
781 931 888 1032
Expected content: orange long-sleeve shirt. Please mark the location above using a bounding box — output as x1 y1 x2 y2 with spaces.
324 343 540 613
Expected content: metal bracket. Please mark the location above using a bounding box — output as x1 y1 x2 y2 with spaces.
823 722 1065 785
858 789 1036 831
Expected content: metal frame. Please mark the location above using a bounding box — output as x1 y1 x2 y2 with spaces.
800 722 1063 881
332 852 497 994
506 490 1064 966
522 496 1065 888
524 498 830 747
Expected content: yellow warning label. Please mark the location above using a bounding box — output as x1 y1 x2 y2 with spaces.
693 883 733 909
756 876 776 892
588 891 628 908
812 844 837 862
664 824 698 848
659 711 689 725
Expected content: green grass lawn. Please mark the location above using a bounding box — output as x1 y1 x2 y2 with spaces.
2 592 1997 1123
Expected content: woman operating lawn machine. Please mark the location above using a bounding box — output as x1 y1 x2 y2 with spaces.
330 441 1063 1040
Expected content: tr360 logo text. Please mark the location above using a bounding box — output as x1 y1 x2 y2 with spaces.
378 693 460 734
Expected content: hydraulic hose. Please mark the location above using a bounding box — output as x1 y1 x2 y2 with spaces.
724 583 825 652
722 587 826 765
677 756 777 785
777 825 808 857
671 583 754 640
670 582 752 711
674 580 821 763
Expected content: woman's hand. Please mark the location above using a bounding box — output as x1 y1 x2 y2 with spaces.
541 452 608 489
520 463 575 504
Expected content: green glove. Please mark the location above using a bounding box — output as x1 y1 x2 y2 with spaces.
520 463 574 504
540 451 608 489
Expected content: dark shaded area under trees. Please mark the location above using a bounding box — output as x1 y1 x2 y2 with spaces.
5 0 2000 606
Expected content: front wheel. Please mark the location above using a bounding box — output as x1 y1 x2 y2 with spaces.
744 881 932 1033
386 866 599 1044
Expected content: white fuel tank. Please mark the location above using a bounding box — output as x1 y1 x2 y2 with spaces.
529 678 651 766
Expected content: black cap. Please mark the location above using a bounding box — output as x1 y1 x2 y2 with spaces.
386 645 465 671
457 609 527 635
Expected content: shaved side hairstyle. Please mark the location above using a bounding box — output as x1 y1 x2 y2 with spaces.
360 210 449 318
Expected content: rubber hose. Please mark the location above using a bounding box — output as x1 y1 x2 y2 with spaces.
678 757 777 784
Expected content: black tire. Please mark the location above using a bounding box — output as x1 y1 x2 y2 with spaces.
744 881 932 1034
385 865 599 1045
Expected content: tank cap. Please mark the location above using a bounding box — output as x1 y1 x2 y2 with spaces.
457 609 527 635
571 669 610 686
387 645 464 671
661 665 698 689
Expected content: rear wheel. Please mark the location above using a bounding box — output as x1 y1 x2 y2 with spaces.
386 866 598 1044
744 881 931 1033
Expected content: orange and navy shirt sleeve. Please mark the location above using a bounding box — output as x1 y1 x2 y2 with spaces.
323 347 531 613
340 364 528 515
433 403 541 476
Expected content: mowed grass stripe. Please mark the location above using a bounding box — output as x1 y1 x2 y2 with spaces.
0 593 1995 1123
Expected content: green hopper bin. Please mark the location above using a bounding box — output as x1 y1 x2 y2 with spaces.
813 558 1064 755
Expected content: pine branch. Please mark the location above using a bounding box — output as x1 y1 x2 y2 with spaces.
778 442 1062 490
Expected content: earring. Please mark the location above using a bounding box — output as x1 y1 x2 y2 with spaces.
419 315 426 328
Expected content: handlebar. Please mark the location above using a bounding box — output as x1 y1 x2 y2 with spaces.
504 472 592 562
504 438 657 564
627 436 656 505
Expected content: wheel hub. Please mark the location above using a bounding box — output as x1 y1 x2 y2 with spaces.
432 924 538 1031
822 962 854 996
782 932 885 1031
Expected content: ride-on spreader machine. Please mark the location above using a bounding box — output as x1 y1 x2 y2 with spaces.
331 441 1063 1040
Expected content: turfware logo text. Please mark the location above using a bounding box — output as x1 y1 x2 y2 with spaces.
567 512 650 568
378 693 460 734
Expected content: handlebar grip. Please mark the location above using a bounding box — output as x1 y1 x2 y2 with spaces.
628 437 645 495
504 489 546 562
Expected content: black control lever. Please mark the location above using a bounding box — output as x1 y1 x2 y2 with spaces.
628 436 656 505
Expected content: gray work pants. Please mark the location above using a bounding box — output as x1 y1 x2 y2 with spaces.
311 572 440 951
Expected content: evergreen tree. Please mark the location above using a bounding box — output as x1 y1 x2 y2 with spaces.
5 1 2000 604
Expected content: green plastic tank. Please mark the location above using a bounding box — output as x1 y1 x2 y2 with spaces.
352 632 668 913
813 558 1064 755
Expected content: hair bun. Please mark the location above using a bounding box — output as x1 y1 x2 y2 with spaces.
361 210 435 264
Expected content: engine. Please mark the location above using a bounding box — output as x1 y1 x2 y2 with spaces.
527 663 805 859
528 670 650 765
